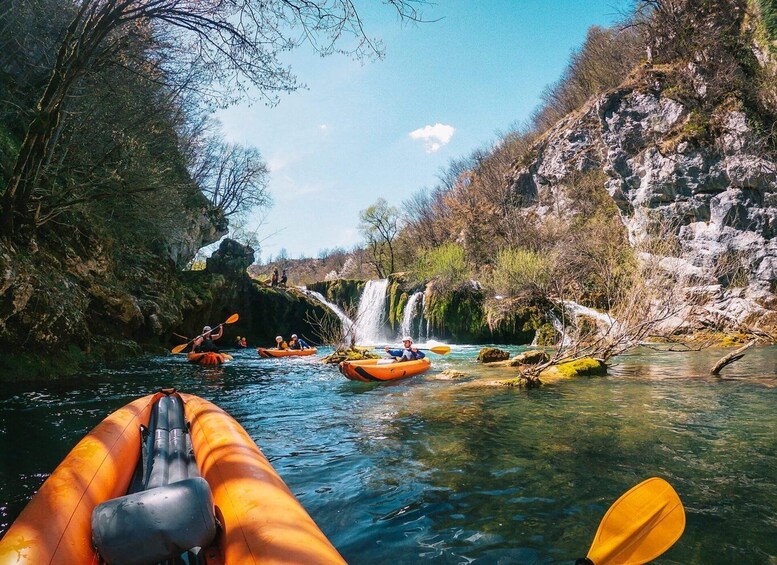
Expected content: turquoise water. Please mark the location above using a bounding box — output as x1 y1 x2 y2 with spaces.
1 345 776 563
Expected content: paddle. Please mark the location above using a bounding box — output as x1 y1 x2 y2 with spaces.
365 344 451 354
577 477 685 565
171 314 239 354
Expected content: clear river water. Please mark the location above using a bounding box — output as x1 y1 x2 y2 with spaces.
1 345 776 564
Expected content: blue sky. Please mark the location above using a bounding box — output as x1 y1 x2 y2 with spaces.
217 0 631 260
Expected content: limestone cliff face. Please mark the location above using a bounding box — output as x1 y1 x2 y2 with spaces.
508 70 777 330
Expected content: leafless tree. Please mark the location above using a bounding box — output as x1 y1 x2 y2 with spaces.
0 0 427 241
191 139 270 218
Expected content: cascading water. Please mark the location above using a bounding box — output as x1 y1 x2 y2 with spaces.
353 279 390 344
399 292 423 339
302 289 356 341
561 300 614 329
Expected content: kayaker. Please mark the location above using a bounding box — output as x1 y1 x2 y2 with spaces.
194 325 223 353
385 337 425 362
235 335 244 348
288 334 310 350
274 335 288 349
240 337 248 347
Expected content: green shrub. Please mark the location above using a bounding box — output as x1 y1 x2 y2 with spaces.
416 243 470 287
490 248 552 297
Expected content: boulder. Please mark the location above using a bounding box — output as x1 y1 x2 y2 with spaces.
539 357 607 379
477 347 510 363
206 238 255 276
514 350 550 365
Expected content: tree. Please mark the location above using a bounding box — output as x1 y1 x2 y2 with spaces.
191 139 270 218
358 198 400 278
0 0 426 240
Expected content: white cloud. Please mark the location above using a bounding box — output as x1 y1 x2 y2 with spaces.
409 123 456 153
319 124 328 131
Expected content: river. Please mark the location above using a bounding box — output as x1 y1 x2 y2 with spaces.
1 345 776 564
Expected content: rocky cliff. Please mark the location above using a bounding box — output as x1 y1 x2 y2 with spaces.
508 61 777 332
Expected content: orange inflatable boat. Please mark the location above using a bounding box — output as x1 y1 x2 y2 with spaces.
339 358 431 382
0 390 345 564
257 347 317 358
187 351 232 365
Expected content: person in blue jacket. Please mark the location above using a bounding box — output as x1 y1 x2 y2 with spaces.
288 333 311 350
385 337 425 362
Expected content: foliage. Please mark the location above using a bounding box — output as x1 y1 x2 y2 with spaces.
416 243 470 288
358 198 401 278
489 248 553 299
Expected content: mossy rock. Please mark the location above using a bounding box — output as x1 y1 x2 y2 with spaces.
477 347 510 363
322 348 380 365
514 350 550 365
539 357 607 379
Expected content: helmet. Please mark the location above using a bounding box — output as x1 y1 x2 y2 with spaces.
276 336 283 341
203 326 212 333
402 336 413 343
236 335 241 339
291 334 298 339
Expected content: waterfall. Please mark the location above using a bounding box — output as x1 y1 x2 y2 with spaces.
353 279 390 344
399 292 423 339
550 313 572 347
561 300 614 328
302 289 355 340
420 292 430 341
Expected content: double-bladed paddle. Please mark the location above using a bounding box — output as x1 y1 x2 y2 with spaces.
577 477 685 565
171 313 239 354
367 344 451 354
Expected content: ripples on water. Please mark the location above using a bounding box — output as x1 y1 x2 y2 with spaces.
1 345 776 564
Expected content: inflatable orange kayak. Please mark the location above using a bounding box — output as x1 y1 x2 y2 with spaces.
339 358 431 382
187 351 232 365
258 347 317 358
0 390 345 564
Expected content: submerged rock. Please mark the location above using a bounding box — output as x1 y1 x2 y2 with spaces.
477 347 511 363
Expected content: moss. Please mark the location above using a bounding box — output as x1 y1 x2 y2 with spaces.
535 323 558 346
539 357 607 379
308 279 365 312
321 348 380 364
477 347 510 363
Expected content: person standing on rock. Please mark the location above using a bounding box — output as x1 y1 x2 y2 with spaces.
271 269 279 287
194 325 223 353
280 270 288 287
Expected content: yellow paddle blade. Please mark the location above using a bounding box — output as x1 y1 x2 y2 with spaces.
586 477 685 565
429 345 451 354
171 342 188 354
225 313 239 324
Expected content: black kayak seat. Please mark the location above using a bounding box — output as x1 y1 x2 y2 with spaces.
92 393 217 564
91 477 216 565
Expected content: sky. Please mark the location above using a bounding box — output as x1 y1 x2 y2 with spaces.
216 0 632 260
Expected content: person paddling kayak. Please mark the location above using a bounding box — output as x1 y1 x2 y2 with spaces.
288 334 311 350
385 337 425 362
194 325 222 353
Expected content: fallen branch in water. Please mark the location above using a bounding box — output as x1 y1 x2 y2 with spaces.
709 340 756 376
